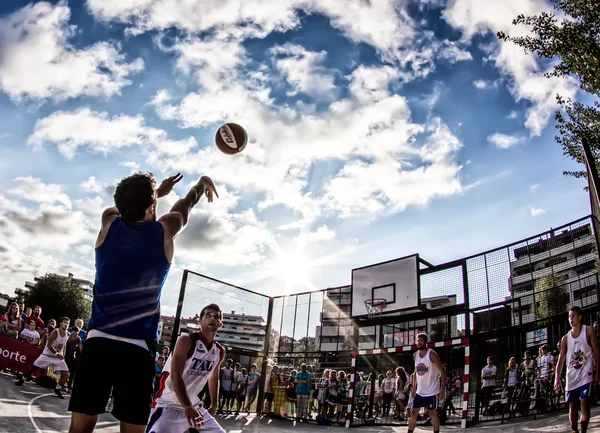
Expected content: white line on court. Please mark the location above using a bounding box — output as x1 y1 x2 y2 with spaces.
28 392 55 433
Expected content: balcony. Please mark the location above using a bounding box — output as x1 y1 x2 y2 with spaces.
511 253 597 286
511 234 594 269
319 326 354 337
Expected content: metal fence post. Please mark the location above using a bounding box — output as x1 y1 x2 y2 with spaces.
170 269 188 354
257 296 274 414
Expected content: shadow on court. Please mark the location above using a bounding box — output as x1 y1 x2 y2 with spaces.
0 372 599 433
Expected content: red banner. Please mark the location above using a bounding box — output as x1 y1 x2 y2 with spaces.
0 335 43 374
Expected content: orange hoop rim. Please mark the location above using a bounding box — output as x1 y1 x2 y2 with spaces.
364 298 387 309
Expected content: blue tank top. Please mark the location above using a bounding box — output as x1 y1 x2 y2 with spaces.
88 217 171 340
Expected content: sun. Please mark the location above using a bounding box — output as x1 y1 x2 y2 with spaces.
276 249 311 288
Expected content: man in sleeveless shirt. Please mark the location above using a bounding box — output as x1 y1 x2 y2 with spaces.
146 303 225 433
407 333 447 433
68 172 219 433
16 317 71 398
554 306 599 433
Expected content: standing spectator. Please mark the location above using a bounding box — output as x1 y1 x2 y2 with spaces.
285 369 297 418
382 370 396 417
40 319 57 348
295 363 312 421
26 306 45 336
503 357 519 416
521 350 536 375
317 369 329 415
18 302 25 318
394 367 408 420
69 319 87 343
262 365 278 416
326 370 339 420
21 306 31 324
65 326 83 392
219 359 234 413
20 319 40 345
154 355 165 392
235 368 248 414
538 344 554 381
232 362 243 406
6 302 21 339
245 364 260 412
481 356 497 416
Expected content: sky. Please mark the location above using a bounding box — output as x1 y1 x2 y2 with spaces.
0 0 593 316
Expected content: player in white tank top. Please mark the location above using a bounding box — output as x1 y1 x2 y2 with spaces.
554 307 599 433
15 317 71 399
408 333 447 433
147 304 226 433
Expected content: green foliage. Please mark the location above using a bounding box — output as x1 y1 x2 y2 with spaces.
534 273 569 320
25 273 92 326
498 0 600 179
430 320 447 341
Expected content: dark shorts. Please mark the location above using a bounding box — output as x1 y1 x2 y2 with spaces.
481 386 495 399
68 337 156 425
413 393 439 410
566 382 592 403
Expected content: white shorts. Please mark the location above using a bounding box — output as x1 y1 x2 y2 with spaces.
33 354 68 373
146 406 225 433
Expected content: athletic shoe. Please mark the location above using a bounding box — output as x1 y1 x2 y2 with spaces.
15 378 24 386
54 388 64 399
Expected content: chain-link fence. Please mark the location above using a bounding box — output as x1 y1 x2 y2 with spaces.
172 216 600 427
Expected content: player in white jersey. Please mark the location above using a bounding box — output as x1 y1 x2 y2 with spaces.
407 333 447 433
16 317 71 399
555 306 599 433
147 304 225 433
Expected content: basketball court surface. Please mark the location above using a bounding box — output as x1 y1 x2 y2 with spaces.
0 372 598 433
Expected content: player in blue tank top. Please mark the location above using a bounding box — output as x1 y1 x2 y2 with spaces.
68 172 219 433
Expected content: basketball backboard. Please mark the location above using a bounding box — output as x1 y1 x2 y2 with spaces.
351 254 419 318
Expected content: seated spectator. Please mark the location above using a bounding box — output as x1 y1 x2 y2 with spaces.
5 302 21 339
20 319 40 345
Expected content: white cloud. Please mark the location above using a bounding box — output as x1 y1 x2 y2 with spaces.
444 0 578 137
88 0 469 81
473 80 486 89
304 225 336 243
270 44 336 96
120 161 140 171
80 176 109 194
7 176 72 209
530 183 540 191
488 133 523 149
152 63 463 220
28 108 198 160
507 110 519 119
0 1 143 102
531 207 546 217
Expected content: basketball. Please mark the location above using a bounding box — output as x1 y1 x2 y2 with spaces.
215 123 248 155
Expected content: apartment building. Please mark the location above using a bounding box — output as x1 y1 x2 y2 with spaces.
509 223 598 324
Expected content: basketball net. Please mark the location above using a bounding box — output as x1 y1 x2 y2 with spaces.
364 298 386 319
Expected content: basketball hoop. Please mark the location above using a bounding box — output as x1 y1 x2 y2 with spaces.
364 298 386 319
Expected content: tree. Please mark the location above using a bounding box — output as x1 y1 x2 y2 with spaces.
534 273 569 320
25 273 92 325
498 0 600 179
297 336 317 353
430 320 447 341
